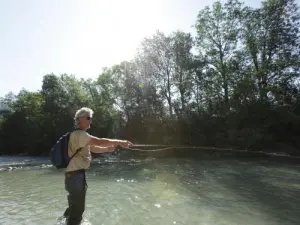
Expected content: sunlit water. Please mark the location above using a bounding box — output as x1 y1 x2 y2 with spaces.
1 152 300 225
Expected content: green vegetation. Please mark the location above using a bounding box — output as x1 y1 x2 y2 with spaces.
1 0 300 156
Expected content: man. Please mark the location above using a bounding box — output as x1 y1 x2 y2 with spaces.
63 107 132 225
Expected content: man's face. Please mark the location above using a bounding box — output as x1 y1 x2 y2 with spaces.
79 116 92 130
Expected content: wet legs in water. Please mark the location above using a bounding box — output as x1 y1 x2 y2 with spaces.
64 172 87 225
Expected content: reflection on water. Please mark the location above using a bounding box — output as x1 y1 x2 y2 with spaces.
0 155 300 225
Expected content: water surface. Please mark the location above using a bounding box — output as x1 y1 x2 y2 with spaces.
0 154 300 225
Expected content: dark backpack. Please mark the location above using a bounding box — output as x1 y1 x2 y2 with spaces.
50 131 82 169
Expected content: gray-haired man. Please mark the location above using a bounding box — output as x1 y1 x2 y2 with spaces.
63 107 132 225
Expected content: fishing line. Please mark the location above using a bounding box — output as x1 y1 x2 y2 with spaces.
117 144 299 158
124 144 241 152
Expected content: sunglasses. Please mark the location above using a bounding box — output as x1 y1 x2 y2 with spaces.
78 116 92 121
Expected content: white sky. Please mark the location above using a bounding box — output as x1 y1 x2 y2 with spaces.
0 0 262 97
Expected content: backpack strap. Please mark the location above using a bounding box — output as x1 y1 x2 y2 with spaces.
69 147 83 160
68 127 84 161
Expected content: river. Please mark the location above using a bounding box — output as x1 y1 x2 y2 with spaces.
0 151 300 225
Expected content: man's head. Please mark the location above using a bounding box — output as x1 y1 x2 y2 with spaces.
74 107 94 130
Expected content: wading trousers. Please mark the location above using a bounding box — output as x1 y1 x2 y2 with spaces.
63 169 87 225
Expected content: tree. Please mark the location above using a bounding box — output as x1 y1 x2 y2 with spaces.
170 31 194 115
195 0 244 114
243 0 300 104
138 31 175 116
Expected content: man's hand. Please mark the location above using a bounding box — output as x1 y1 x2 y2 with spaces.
117 140 133 149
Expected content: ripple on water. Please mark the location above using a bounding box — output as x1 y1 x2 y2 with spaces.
1 156 300 225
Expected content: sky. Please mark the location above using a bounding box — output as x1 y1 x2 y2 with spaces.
0 0 263 97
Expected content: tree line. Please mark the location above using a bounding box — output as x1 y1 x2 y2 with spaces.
1 0 300 156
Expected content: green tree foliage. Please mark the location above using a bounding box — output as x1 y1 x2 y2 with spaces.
243 0 300 104
195 0 244 114
0 0 300 156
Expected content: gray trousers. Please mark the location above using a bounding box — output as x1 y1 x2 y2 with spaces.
64 169 87 225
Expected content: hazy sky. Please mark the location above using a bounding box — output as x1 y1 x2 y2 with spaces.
0 0 263 97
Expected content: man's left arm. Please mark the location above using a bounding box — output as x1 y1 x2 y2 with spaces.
90 145 115 154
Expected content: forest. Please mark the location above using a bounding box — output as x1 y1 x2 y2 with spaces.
0 0 300 156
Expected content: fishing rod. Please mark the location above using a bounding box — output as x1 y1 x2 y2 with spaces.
121 144 243 152
119 144 299 158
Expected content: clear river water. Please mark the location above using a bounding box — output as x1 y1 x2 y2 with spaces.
0 150 300 225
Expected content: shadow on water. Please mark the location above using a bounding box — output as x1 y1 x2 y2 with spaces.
172 154 300 225
215 163 300 224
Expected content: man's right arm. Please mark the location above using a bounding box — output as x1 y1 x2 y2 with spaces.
88 136 132 148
